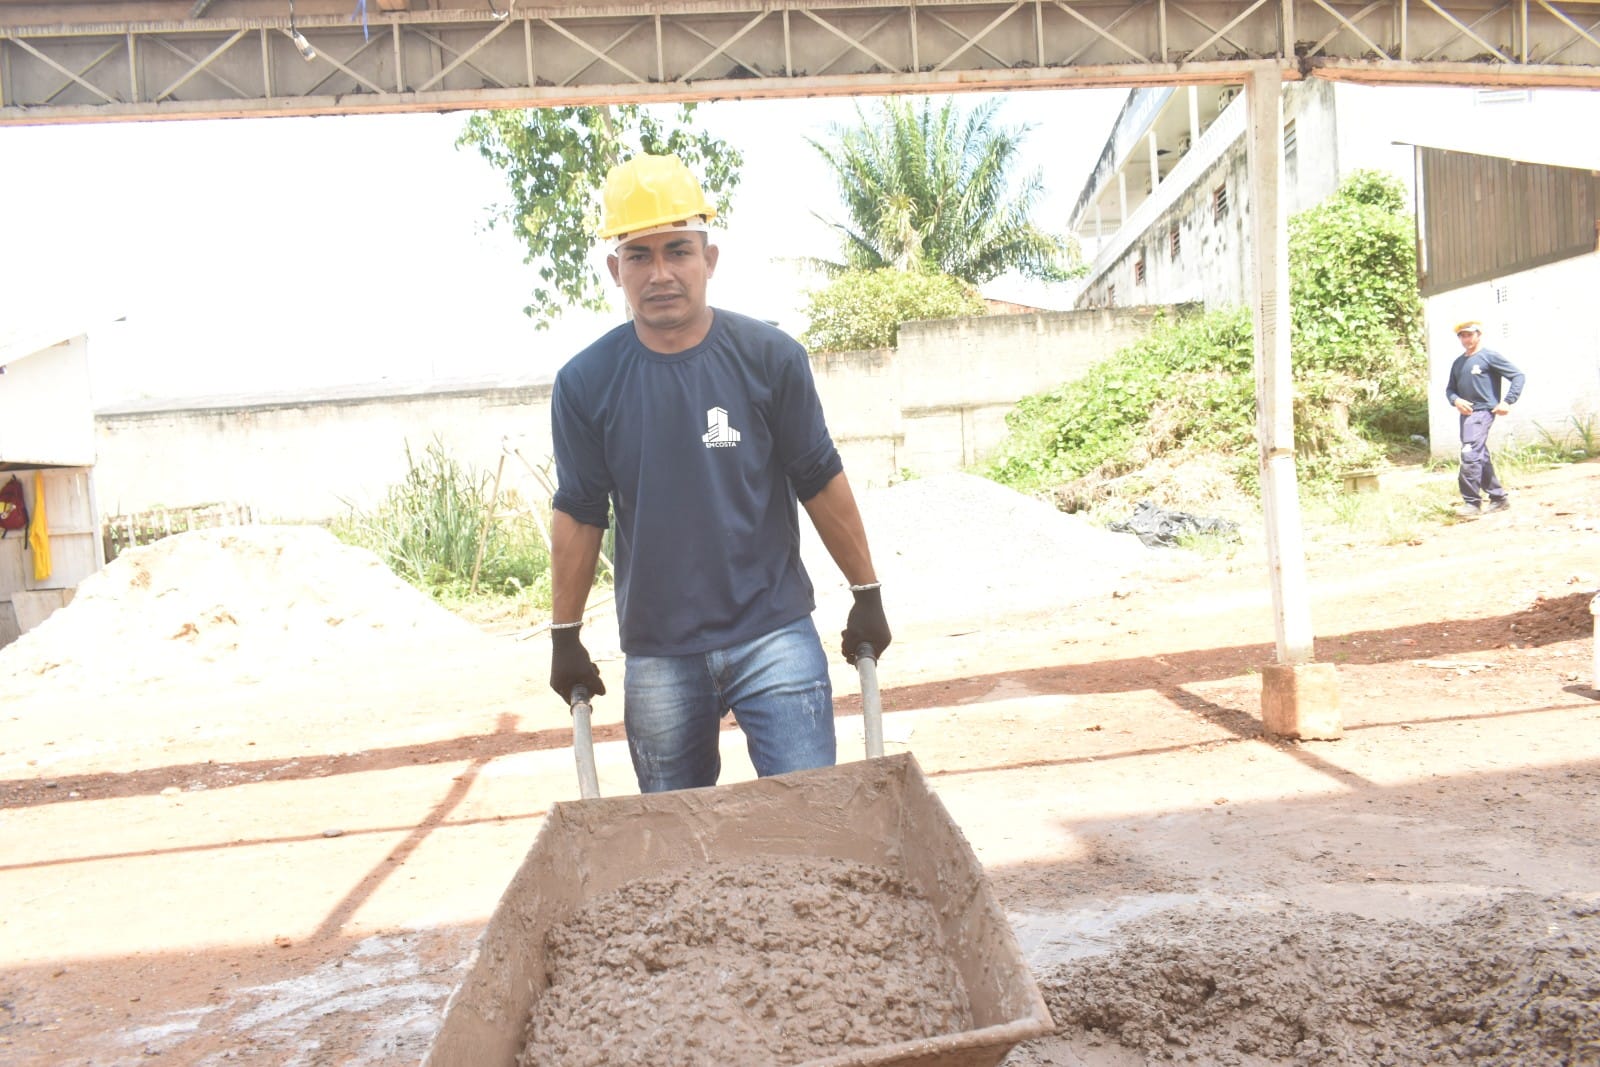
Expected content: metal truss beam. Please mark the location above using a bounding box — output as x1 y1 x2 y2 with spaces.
3 0 1598 124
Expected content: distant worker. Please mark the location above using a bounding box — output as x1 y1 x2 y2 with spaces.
1444 319 1526 519
545 153 891 793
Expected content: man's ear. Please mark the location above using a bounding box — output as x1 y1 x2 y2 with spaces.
704 242 719 278
606 253 621 285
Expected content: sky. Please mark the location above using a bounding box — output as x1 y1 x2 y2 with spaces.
0 88 1128 408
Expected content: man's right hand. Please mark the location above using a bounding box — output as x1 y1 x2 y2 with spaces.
550 625 606 703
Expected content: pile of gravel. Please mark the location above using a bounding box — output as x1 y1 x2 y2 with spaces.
803 472 1172 630
1027 893 1600 1066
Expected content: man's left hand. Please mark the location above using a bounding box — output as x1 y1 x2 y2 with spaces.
842 586 891 664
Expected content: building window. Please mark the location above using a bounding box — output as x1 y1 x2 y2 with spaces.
1169 223 1181 258
1134 252 1146 285
1495 284 1511 304
1213 184 1229 221
1106 284 1116 307
1283 119 1297 163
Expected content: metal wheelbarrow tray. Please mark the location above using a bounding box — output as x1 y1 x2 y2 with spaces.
422 752 1053 1066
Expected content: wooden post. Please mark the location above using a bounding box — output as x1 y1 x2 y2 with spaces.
469 454 507 596
507 443 615 579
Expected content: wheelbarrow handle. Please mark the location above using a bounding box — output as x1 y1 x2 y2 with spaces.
569 686 601 799
856 643 884 759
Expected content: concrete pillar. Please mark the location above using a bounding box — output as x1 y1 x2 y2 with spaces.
1246 63 1339 737
1188 85 1201 146
1260 663 1343 740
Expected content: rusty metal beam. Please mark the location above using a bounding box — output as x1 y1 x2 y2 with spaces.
3 0 1598 124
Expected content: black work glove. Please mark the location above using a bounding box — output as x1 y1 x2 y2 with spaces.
841 586 892 664
550 626 606 704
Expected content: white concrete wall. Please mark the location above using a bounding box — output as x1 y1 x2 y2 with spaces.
1078 146 1254 311
807 347 902 487
891 307 1187 473
1283 80 1344 216
1425 255 1600 459
94 308 1182 521
96 385 555 524
0 335 96 466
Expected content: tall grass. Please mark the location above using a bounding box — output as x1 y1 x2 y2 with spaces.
1533 415 1598 462
331 440 552 607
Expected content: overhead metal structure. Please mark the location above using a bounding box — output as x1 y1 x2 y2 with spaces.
2 0 1599 124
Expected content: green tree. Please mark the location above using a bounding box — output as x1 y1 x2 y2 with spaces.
801 269 988 351
1288 169 1423 372
1288 169 1427 444
808 96 1081 285
457 105 743 328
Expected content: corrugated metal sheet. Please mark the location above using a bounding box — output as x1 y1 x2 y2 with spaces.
1419 147 1600 296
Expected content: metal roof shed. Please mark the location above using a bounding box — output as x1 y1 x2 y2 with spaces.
0 322 106 648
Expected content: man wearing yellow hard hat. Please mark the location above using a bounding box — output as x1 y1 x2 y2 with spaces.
1443 319 1526 519
545 153 891 793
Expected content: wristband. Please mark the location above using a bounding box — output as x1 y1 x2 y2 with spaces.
549 620 583 630
849 582 881 592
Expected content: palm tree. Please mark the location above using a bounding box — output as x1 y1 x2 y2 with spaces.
808 96 1079 284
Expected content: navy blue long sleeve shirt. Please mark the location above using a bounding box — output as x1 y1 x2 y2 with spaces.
1445 347 1526 411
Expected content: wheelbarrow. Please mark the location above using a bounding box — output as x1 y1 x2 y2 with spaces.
422 648 1053 1067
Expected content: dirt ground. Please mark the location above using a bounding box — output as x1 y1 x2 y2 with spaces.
2 460 1597 1066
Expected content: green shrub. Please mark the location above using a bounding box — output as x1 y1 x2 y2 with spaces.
986 306 1255 494
987 170 1433 507
800 269 987 351
331 439 551 604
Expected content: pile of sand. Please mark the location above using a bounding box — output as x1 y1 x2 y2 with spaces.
521 857 973 1066
0 525 484 693
801 472 1178 633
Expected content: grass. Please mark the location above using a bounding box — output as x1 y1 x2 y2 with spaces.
331 439 559 622
1533 415 1598 461
1268 435 1589 546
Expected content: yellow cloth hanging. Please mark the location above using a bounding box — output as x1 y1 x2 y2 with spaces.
29 470 51 581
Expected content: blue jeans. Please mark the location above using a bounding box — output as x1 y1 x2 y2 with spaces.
622 616 836 793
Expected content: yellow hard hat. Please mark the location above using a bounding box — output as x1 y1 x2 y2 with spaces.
598 154 717 242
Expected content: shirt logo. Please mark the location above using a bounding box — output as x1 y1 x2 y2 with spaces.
702 406 742 448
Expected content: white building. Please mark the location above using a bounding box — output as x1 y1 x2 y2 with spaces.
1068 83 1600 456
0 321 107 646
1410 140 1600 457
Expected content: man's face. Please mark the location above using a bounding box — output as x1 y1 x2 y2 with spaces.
1458 328 1482 355
606 230 718 337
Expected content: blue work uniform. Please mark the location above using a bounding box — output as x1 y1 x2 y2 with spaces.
1445 346 1526 508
